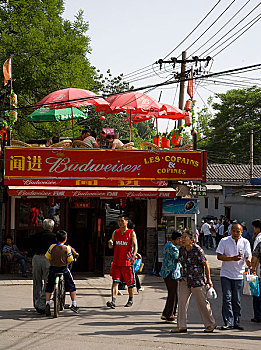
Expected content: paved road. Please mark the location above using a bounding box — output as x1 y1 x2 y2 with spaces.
0 250 260 350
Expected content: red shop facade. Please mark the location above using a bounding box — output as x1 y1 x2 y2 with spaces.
2 147 206 275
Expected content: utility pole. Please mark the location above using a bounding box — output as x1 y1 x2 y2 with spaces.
178 51 187 127
250 129 254 178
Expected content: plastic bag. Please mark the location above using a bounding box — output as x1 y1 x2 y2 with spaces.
207 286 217 299
134 258 142 273
243 271 260 297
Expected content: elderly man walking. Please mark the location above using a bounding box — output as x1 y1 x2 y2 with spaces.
216 223 252 330
31 219 56 314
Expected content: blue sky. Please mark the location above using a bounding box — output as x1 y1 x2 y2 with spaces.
63 0 261 132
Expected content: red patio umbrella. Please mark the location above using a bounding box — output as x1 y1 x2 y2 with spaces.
125 103 188 142
36 87 109 140
96 91 162 141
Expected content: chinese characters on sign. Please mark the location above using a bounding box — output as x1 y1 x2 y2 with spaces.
5 148 206 182
10 156 42 172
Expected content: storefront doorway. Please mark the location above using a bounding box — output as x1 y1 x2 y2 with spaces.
68 208 105 275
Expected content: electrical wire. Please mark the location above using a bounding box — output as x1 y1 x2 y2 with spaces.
122 0 222 81
183 0 237 53
200 12 261 57
2 64 261 112
163 0 223 60
188 0 253 58
212 14 261 57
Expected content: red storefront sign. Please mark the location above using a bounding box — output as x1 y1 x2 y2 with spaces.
7 186 176 198
73 202 91 208
4 147 206 181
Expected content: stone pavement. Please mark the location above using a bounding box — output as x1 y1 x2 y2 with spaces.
0 250 260 350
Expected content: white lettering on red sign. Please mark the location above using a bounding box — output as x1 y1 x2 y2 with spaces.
45 157 141 175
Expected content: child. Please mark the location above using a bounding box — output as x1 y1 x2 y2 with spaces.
134 253 144 293
45 230 79 316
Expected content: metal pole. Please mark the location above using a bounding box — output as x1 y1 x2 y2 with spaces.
193 132 197 150
178 51 187 128
71 106 75 141
129 110 132 142
250 129 254 178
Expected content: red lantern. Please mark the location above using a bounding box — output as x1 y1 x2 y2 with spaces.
153 136 161 146
171 132 182 146
184 100 193 111
161 136 170 148
184 115 192 126
100 116 105 120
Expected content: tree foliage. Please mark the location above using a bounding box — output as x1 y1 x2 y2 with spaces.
0 0 96 140
198 87 261 164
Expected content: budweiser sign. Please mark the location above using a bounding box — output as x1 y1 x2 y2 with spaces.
5 147 206 182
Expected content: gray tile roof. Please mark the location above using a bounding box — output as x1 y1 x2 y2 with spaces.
207 164 261 184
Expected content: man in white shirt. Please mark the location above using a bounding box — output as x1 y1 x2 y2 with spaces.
201 220 212 250
216 223 251 330
216 219 224 246
251 219 261 323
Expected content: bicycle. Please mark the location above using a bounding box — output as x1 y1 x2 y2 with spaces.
53 272 66 318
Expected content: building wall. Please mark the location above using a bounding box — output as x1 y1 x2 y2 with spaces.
198 186 261 233
198 190 224 223
224 194 261 231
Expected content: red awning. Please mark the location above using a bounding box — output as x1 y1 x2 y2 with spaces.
7 186 176 198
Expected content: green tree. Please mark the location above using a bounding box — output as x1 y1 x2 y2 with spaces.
198 87 261 164
0 0 96 140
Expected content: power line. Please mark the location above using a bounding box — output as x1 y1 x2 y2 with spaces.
2 64 261 113
163 0 223 60
212 14 261 57
122 0 222 81
183 0 237 54
188 0 253 58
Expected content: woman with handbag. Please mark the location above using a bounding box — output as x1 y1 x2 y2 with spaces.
171 230 216 333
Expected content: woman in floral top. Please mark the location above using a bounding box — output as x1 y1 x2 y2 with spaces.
160 230 182 323
171 230 216 334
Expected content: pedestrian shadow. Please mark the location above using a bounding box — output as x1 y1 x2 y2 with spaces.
0 308 42 321
78 322 261 341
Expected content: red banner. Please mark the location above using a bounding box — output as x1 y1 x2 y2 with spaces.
7 186 176 198
4 177 168 187
4 147 206 182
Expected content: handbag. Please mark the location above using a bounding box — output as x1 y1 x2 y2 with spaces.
243 271 260 297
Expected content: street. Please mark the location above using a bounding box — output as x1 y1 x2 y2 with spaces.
0 251 260 350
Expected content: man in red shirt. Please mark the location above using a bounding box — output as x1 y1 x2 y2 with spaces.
107 215 138 309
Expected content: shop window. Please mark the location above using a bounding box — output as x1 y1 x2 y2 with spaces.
204 197 208 209
215 197 219 210
16 198 64 231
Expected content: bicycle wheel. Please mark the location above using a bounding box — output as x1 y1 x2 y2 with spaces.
59 276 65 311
53 275 60 318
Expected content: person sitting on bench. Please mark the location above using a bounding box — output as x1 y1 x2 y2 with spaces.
2 235 28 277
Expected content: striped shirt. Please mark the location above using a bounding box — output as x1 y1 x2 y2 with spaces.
83 136 96 148
45 244 73 267
2 244 18 254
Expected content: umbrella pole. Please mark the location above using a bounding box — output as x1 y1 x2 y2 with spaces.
71 106 75 141
156 117 158 139
129 110 132 142
58 119 60 142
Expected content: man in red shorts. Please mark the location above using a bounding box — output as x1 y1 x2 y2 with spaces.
107 215 138 309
